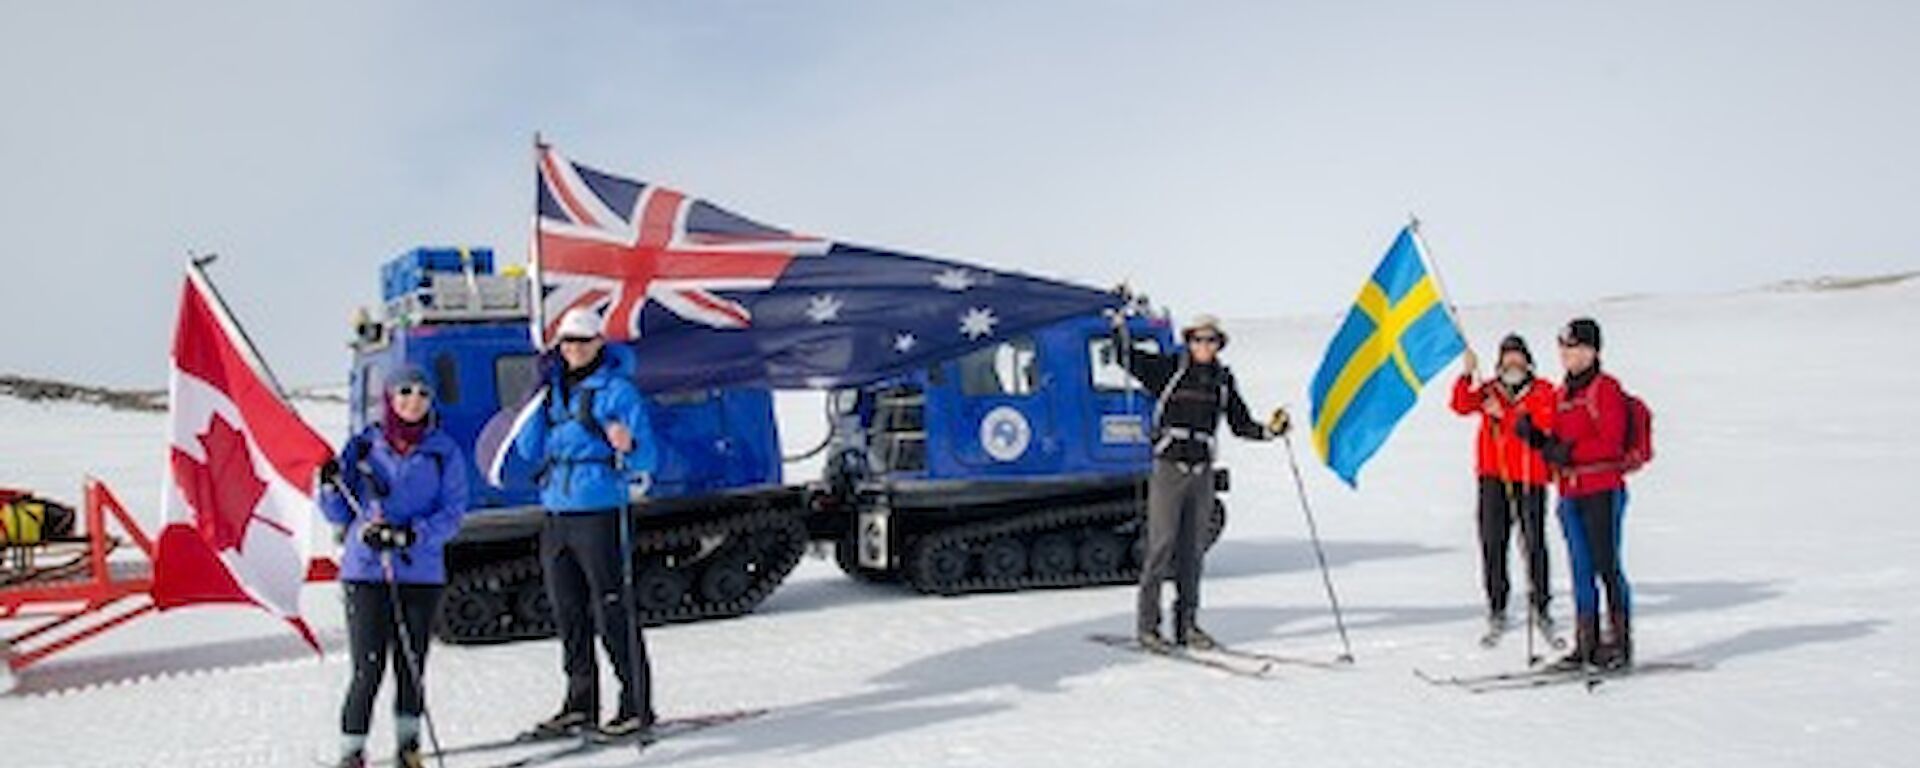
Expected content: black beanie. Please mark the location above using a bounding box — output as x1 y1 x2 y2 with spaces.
1560 318 1603 350
1498 333 1533 365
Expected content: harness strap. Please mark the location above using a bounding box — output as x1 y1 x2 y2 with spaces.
1151 358 1240 459
1153 426 1218 454
535 384 615 494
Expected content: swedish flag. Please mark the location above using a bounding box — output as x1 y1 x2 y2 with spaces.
1310 225 1465 486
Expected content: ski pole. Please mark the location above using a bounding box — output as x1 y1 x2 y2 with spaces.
1278 434 1356 664
379 541 448 768
1487 413 1542 667
328 475 448 768
1115 309 1149 525
616 451 648 755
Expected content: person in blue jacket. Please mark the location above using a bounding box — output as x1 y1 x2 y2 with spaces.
513 308 659 740
318 365 469 768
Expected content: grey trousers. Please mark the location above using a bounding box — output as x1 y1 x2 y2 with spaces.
1137 458 1216 636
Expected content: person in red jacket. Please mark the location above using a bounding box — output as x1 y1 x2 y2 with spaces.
1518 318 1634 670
1451 334 1558 645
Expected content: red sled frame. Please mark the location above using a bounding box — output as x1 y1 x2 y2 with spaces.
0 478 338 680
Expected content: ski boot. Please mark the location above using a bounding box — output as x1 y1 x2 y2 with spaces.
1598 612 1634 671
1531 604 1567 649
525 709 593 740
1479 611 1509 648
1178 626 1220 652
395 741 425 768
1137 629 1175 654
1544 617 1601 672
599 709 656 740
330 752 367 768
1531 605 1557 636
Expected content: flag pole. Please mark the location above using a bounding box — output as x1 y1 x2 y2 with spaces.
528 134 549 351
184 253 293 399
1405 215 1470 342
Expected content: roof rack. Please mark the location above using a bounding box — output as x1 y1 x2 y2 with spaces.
385 271 530 323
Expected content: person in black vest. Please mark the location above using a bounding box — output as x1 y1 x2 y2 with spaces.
1114 313 1290 651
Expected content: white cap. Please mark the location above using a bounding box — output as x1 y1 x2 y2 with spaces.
555 307 605 341
1181 313 1225 336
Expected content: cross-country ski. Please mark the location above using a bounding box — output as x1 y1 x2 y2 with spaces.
1087 634 1277 679
1415 660 1710 691
469 710 771 768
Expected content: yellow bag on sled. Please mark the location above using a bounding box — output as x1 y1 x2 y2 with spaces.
1 491 76 545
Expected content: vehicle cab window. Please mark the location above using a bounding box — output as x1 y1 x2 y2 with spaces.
1089 336 1161 391
958 337 1038 397
494 354 538 409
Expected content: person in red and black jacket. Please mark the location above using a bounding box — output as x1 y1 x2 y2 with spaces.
1517 318 1635 670
1450 334 1558 644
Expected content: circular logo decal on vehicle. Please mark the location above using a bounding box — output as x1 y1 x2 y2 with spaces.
980 406 1032 462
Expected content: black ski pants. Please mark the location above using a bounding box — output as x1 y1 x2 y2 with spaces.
341 581 442 736
541 511 652 721
1477 477 1551 616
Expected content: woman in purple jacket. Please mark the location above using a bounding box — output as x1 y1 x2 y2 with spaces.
318 365 469 768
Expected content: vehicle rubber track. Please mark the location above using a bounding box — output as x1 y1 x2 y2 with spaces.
437 505 809 644
904 497 1225 596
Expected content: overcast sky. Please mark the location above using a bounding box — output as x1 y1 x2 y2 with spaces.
2 1 1915 387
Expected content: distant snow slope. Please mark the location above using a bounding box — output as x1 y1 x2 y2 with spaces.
1 280 1914 768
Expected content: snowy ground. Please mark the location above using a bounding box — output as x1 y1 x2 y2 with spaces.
2 280 1915 767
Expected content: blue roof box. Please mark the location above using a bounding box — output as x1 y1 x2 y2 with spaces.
381 247 495 302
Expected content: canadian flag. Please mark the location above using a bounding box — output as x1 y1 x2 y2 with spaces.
152 266 334 650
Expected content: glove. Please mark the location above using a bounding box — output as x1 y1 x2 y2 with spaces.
1267 407 1292 438
1514 416 1548 448
1540 440 1573 468
317 458 342 489
1515 416 1572 467
360 522 417 551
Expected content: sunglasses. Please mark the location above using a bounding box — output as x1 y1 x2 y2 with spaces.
393 385 433 399
1188 334 1223 345
559 336 600 345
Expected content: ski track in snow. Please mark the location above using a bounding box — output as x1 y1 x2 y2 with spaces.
2 284 1915 767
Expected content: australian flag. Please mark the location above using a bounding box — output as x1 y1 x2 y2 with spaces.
533 143 1125 393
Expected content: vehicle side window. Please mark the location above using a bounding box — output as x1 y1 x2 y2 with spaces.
494 354 538 409
434 352 461 406
652 390 714 407
958 337 1038 397
1089 336 1160 392
359 364 383 427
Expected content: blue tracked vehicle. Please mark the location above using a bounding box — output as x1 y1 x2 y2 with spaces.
352 248 1231 642
818 312 1229 594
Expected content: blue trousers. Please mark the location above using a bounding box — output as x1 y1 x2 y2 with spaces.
1558 488 1631 621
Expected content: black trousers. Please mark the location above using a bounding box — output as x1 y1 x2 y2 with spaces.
540 512 652 721
1477 478 1551 616
342 581 443 737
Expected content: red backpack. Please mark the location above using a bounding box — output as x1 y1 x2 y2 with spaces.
1617 390 1654 473
1580 381 1654 474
